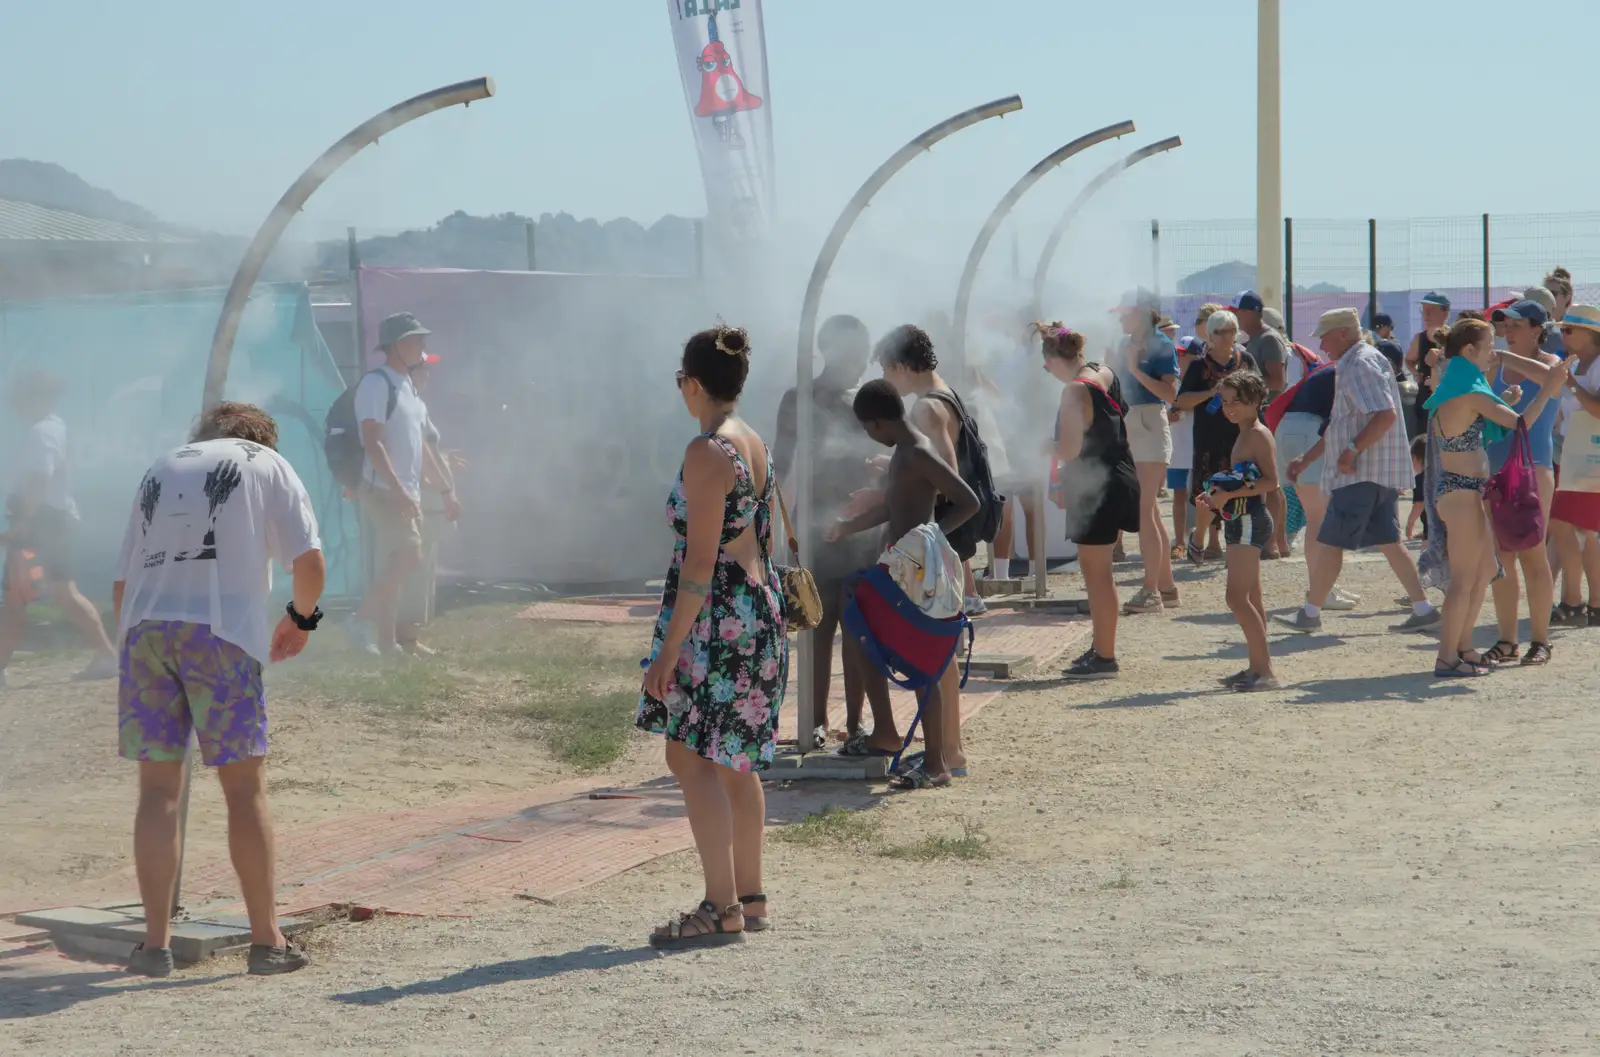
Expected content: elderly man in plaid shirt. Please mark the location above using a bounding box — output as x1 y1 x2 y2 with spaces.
1276 308 1441 634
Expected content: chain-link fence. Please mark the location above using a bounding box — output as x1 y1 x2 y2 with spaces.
1150 211 1600 342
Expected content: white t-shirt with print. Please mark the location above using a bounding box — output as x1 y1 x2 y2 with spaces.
16 413 78 517
114 439 321 667
354 365 427 498
1559 356 1600 437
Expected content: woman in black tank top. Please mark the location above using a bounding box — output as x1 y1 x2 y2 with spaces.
1037 324 1141 680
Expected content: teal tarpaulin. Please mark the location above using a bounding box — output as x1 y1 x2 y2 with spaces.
0 283 360 601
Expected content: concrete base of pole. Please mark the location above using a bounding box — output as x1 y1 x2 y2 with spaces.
16 905 313 967
763 750 891 782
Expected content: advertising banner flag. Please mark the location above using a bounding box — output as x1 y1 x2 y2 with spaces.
667 0 775 241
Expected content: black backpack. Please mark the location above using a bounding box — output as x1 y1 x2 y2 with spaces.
921 388 1007 553
324 369 397 491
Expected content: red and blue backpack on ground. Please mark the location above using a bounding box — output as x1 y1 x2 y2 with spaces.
840 563 975 772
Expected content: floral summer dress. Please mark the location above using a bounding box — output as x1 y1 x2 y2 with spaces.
635 432 787 772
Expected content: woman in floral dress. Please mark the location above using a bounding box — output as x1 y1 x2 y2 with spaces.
638 324 787 949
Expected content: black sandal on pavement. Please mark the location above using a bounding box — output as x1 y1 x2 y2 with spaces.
1483 641 1520 664
1521 641 1553 666
887 764 951 791
649 900 745 950
1434 658 1491 679
739 893 770 933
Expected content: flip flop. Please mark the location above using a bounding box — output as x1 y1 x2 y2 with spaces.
887 764 951 791
1433 659 1491 679
832 732 898 759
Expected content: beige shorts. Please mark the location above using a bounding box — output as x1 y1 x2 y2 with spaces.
1125 403 1173 465
359 489 423 559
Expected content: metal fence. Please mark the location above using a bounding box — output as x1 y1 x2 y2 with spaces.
1151 211 1600 342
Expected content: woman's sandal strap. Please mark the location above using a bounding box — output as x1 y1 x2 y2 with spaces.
1484 641 1519 663
738 893 767 904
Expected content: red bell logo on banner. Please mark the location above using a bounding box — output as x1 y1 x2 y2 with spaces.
694 12 762 118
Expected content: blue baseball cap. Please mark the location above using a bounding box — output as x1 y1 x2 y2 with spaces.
1231 290 1265 314
1370 311 1394 330
1419 291 1452 309
1492 299 1549 326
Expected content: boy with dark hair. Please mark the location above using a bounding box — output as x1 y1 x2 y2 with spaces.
1406 434 1428 540
827 379 978 789
873 325 981 776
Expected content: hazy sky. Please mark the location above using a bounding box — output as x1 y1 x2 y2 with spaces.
3 1 1596 241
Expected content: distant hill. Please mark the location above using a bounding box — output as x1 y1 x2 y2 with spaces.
0 158 164 229
319 210 701 278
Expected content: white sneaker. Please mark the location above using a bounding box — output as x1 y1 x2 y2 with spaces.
73 654 118 681
1323 588 1360 612
343 616 383 657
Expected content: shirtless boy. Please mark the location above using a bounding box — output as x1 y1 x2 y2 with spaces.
826 379 978 789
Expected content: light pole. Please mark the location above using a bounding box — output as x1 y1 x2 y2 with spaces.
1257 0 1283 312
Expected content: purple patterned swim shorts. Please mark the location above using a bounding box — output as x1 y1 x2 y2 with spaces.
118 619 267 767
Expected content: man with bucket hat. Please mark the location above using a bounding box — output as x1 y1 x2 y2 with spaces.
348 312 449 656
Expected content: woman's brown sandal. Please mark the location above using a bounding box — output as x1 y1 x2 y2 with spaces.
649 900 745 949
1520 641 1553 666
1483 641 1520 664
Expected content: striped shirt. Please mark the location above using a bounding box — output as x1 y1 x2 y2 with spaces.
1321 342 1413 493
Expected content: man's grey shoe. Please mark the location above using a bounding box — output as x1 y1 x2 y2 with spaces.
248 942 310 976
128 943 174 978
1272 609 1323 634
1392 608 1442 632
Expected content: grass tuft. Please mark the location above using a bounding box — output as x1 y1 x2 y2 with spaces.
879 818 992 862
270 604 645 770
773 805 884 847
519 689 639 770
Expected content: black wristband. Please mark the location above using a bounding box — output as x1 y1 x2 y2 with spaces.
286 601 323 631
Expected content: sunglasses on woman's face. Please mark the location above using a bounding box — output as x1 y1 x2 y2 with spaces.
675 369 685 389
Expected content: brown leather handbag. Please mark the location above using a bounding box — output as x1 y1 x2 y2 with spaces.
771 488 823 631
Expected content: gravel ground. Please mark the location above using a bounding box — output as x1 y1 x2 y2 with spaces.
4 547 1599 1056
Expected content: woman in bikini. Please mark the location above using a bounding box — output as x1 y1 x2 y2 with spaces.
1425 319 1565 678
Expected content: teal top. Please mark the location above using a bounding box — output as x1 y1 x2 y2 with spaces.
1422 356 1511 446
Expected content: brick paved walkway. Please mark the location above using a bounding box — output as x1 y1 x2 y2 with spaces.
9 607 1087 926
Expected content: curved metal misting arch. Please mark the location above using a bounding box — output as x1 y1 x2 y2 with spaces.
1030 136 1182 319
790 94 1022 748
178 77 494 916
947 120 1135 376
202 76 497 410
1018 135 1182 598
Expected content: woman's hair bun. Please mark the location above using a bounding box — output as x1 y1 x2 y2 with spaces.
714 325 750 356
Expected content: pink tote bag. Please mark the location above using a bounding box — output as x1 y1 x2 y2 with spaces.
1484 420 1546 552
